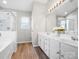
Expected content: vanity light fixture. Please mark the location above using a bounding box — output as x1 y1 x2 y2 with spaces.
61 0 64 2
65 12 68 15
48 9 50 13
48 8 51 13
48 0 64 13
2 0 7 4
50 8 52 13
57 1 60 6
54 3 57 7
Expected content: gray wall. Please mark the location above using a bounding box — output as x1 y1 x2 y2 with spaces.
31 2 47 46
16 11 32 43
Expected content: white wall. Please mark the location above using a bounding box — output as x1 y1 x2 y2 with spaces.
16 11 32 43
31 2 47 46
31 2 56 46
46 13 56 32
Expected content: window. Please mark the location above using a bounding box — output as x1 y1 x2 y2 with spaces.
21 17 30 30
60 20 66 29
66 20 70 30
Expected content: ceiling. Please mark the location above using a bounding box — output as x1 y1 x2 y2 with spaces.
0 0 78 15
0 0 49 12
52 0 78 16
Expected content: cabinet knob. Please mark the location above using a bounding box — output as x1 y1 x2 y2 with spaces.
61 55 64 57
0 33 1 36
57 52 60 54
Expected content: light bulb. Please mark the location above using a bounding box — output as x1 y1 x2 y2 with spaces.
65 12 68 15
2 0 7 4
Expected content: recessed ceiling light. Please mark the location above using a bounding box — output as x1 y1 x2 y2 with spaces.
65 12 68 15
2 0 7 4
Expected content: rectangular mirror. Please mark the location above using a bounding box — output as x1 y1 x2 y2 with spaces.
57 9 78 34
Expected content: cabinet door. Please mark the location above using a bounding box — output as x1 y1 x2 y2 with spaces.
38 34 41 46
61 43 78 59
50 38 59 59
44 37 50 57
41 35 45 51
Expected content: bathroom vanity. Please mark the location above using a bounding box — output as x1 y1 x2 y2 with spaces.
38 32 78 59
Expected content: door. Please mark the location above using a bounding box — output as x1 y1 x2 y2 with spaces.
17 16 31 42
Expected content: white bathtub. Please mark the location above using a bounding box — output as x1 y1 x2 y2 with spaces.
0 31 17 52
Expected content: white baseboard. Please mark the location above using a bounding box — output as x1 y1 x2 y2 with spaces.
33 45 39 47
17 41 39 47
17 41 32 44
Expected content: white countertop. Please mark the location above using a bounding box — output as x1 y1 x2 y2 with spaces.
38 32 78 47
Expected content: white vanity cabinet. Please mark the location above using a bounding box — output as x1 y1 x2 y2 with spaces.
50 39 78 59
38 33 78 59
41 35 45 51
50 37 60 59
60 43 78 59
38 33 50 57
44 37 50 57
38 34 45 51
50 40 78 59
38 34 41 47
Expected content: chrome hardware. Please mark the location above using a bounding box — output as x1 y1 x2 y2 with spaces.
57 52 60 54
61 55 64 57
0 33 1 36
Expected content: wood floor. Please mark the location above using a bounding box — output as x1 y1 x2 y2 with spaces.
11 43 49 59
35 47 49 59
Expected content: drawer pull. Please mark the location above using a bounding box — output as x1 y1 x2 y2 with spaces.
57 52 60 54
61 55 64 57
0 33 1 36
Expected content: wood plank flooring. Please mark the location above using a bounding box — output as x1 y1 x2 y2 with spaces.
35 47 49 59
11 43 49 59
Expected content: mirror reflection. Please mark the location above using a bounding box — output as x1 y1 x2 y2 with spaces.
57 9 78 35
